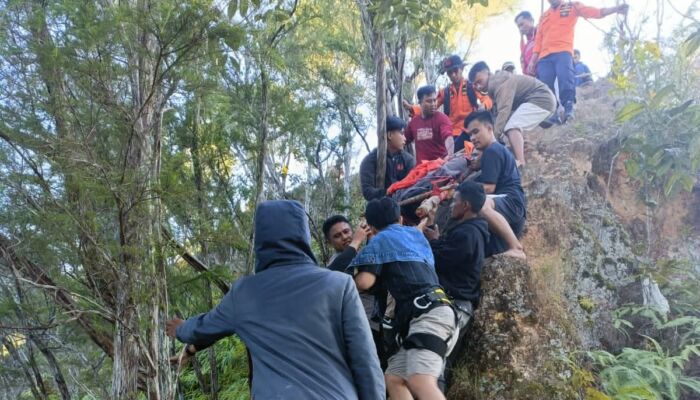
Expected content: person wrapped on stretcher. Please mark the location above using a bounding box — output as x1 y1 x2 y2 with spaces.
388 111 526 260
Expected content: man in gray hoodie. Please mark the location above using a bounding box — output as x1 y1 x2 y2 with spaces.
166 200 385 399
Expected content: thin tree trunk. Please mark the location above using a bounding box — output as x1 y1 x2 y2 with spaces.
245 66 270 275
191 97 219 399
2 336 44 400
356 0 388 187
8 267 70 400
374 30 388 189
421 35 437 85
31 335 71 400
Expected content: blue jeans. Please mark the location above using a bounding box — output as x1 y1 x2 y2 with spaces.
537 51 575 113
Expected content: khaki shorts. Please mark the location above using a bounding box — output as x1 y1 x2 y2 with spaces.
386 305 458 378
503 102 553 135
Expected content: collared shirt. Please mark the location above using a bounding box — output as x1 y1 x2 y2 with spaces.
534 2 603 59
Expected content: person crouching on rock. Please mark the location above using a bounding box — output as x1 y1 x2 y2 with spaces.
464 111 527 259
423 181 490 388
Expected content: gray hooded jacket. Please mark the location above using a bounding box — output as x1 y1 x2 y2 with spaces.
176 200 385 399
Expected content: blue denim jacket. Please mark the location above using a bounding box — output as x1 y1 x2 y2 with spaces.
349 223 434 268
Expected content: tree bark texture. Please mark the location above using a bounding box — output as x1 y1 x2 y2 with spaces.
245 66 270 276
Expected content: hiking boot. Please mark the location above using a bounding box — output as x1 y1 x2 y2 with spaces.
540 114 561 128
563 110 575 124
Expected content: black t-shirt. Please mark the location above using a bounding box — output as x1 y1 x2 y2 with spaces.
357 260 440 306
477 142 525 205
430 218 489 305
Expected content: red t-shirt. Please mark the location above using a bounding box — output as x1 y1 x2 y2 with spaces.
520 29 537 76
405 111 452 164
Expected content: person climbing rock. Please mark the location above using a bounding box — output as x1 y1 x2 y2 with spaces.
402 55 492 154
464 111 527 260
405 85 454 164
469 61 556 167
349 197 458 400
360 116 415 201
423 181 489 388
166 200 385 400
528 0 629 123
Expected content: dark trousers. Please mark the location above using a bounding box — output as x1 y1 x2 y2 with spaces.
537 51 575 113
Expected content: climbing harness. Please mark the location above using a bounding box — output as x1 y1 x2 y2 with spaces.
388 288 460 358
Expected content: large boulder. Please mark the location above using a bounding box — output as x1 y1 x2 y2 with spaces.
448 256 578 400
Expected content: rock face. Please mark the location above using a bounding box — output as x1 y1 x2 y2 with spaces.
446 80 700 399
448 256 558 400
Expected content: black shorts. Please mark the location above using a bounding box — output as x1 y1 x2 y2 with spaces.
486 195 526 256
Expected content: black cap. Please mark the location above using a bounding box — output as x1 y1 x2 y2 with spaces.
441 55 466 74
386 116 406 132
365 197 400 230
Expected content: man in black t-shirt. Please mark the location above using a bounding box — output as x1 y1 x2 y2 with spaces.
464 111 527 259
349 197 457 400
424 181 489 388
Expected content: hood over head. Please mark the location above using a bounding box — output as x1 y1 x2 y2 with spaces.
254 200 317 273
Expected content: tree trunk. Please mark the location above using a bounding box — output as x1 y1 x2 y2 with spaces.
31 335 71 400
421 35 437 85
2 336 44 400
374 30 388 189
357 0 388 188
245 66 270 276
191 97 219 399
113 1 171 396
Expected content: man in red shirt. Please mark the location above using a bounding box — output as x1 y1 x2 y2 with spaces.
403 55 491 155
528 0 628 123
405 85 453 164
514 11 537 77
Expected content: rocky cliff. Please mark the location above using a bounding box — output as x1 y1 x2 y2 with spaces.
447 81 700 399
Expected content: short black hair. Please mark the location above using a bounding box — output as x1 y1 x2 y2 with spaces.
365 197 400 230
417 85 436 102
322 215 350 239
515 11 533 23
574 49 581 56
386 116 406 132
455 181 486 213
464 110 494 129
468 61 490 82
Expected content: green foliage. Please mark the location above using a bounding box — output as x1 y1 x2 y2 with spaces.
178 337 250 399
587 307 700 400
613 27 700 203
